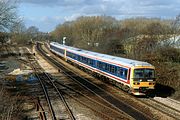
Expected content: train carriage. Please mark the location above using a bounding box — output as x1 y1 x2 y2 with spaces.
50 42 155 95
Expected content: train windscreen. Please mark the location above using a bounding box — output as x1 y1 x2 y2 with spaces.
134 69 155 80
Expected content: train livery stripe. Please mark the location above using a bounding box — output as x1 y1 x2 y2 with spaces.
66 56 130 84
51 47 130 84
66 49 130 69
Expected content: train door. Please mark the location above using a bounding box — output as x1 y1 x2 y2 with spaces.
64 48 67 61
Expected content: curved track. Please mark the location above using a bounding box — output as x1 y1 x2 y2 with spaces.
139 98 180 120
27 52 75 120
37 42 153 120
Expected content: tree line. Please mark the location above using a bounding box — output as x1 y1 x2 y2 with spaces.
51 15 180 90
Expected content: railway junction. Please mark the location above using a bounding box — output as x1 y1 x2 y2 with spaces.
0 43 180 120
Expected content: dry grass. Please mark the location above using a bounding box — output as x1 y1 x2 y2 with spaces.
0 82 25 120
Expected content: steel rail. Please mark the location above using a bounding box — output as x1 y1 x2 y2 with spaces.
139 98 180 120
43 72 76 120
28 56 57 120
54 80 130 120
26 52 75 120
32 66 57 120
36 42 153 120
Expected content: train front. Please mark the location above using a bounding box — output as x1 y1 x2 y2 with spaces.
130 66 155 96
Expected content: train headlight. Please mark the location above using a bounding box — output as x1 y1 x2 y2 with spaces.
133 82 140 85
149 82 155 85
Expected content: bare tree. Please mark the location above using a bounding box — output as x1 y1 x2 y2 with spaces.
10 21 26 34
0 0 19 44
0 0 18 31
171 14 180 35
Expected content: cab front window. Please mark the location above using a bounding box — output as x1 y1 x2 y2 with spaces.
134 69 155 78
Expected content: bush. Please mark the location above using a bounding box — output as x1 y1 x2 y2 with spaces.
0 84 24 119
159 47 180 63
154 62 180 89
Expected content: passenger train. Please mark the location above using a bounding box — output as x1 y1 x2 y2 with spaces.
49 42 155 95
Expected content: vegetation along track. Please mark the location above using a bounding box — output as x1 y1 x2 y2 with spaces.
139 98 180 120
36 42 153 120
27 54 76 120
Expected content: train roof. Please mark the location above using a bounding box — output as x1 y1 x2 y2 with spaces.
50 42 153 68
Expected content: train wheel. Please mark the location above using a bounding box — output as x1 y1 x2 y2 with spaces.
122 85 130 92
116 83 122 89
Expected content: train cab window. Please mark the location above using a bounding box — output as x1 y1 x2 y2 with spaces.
145 69 155 78
134 69 155 78
134 69 144 78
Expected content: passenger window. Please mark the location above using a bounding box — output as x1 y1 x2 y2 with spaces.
111 66 115 73
124 69 127 79
117 67 121 75
102 63 106 70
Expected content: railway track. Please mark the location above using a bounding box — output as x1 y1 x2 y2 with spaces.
139 98 180 120
37 44 131 120
34 72 56 120
42 72 76 120
37 42 153 120
26 54 76 120
52 79 130 119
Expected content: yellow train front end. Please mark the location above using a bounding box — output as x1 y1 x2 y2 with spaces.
130 66 155 96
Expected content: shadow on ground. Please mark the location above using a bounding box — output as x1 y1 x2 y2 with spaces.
154 83 175 98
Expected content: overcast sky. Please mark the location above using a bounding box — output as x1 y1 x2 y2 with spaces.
18 0 180 32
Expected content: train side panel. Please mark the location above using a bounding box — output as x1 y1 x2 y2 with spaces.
50 43 131 91
50 42 155 95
